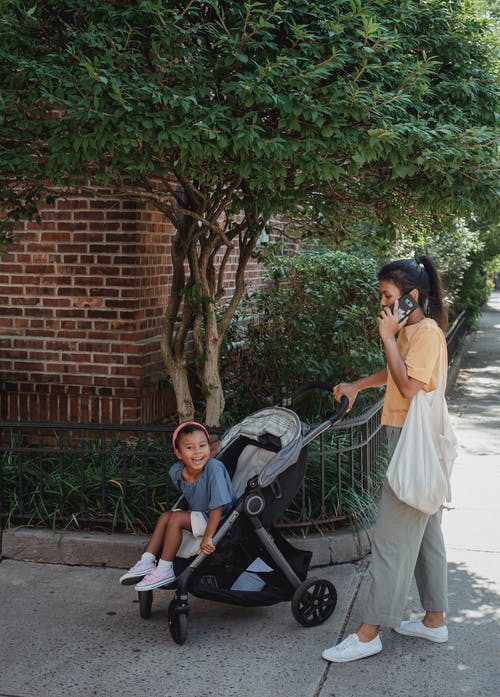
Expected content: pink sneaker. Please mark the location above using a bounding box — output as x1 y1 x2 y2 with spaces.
119 559 156 585
134 566 176 591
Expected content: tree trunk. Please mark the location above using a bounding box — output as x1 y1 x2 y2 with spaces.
160 325 195 421
168 360 195 422
203 336 225 427
156 178 262 427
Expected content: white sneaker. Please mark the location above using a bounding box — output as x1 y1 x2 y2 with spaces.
394 618 448 643
322 633 382 663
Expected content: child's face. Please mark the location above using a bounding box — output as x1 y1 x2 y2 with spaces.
174 429 210 473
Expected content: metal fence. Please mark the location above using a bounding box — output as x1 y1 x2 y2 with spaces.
0 312 469 540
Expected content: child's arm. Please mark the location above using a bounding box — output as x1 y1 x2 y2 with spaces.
198 505 224 555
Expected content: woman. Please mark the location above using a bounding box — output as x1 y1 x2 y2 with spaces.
323 256 450 663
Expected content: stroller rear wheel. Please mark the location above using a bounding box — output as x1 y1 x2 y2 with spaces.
168 598 189 645
138 590 153 619
291 578 337 627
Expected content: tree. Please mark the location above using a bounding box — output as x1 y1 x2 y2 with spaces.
0 0 498 424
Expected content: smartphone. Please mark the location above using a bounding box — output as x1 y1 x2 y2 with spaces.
390 293 418 323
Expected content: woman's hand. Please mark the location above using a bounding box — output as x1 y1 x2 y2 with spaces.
333 382 359 411
378 298 408 342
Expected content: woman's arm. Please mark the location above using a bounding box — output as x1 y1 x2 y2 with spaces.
334 368 388 410
378 304 424 399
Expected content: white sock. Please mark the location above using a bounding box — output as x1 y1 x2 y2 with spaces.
157 559 173 572
141 552 156 564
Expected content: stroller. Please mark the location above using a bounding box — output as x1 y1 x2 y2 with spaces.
137 384 349 644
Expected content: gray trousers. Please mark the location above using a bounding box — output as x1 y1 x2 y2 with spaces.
363 427 448 627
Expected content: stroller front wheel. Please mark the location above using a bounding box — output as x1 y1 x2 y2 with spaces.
168 598 189 645
291 578 337 627
138 590 153 619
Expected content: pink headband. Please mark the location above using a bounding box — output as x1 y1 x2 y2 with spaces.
172 421 210 449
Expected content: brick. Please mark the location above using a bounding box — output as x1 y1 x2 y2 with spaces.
1 307 23 316
74 277 105 287
41 298 71 308
89 222 121 232
11 297 42 307
89 199 121 209
70 212 103 223
72 298 104 309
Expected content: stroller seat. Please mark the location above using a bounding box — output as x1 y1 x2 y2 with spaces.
176 442 275 558
230 444 276 497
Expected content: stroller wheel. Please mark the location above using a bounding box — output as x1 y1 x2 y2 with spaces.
291 578 337 627
138 590 153 619
168 598 189 645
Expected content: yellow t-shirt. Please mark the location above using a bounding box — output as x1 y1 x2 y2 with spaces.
381 318 448 428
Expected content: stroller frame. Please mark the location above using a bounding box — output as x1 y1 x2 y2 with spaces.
138 388 349 644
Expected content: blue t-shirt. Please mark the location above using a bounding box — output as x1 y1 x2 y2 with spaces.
169 458 236 518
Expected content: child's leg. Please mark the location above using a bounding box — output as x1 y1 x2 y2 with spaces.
144 510 174 556
134 511 193 590
159 510 192 560
120 511 178 584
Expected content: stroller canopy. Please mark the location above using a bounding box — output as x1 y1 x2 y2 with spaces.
220 407 304 489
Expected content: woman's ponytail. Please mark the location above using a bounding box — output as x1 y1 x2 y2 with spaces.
415 255 448 331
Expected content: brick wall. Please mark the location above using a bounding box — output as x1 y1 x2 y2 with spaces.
0 191 274 424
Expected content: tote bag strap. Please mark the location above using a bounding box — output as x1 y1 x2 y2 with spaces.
435 339 446 393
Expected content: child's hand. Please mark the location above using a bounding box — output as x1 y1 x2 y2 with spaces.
198 535 216 555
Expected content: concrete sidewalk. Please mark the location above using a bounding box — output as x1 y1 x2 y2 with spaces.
1 293 499 697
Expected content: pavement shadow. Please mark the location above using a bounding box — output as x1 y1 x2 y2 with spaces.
321 560 499 697
446 560 499 627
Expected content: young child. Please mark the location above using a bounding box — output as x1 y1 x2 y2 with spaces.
120 421 236 591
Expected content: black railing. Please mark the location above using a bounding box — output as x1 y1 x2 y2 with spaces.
0 415 383 535
0 312 470 541
445 311 469 369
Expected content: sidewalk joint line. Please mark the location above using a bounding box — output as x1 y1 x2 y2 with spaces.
313 560 369 697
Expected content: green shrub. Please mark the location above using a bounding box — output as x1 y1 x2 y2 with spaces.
221 248 385 422
455 222 500 323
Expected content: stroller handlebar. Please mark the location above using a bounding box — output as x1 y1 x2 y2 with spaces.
300 394 350 447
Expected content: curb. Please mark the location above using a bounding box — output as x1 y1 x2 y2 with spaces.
0 525 371 570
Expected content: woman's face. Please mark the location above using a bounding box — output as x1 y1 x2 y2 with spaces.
379 279 402 309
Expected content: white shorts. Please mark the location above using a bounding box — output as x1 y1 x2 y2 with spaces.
174 512 207 559
190 511 207 538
